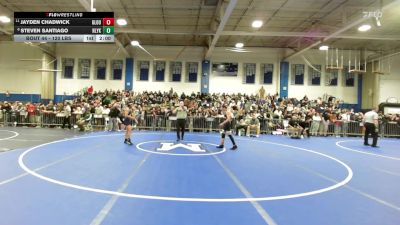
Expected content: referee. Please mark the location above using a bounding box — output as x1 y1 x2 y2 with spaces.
363 107 379 148
173 101 188 141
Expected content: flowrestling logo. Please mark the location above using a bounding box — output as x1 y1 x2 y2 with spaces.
157 143 206 153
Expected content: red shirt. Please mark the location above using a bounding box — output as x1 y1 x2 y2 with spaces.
27 104 36 115
88 86 94 94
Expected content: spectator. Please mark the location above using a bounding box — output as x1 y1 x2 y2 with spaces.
62 101 72 129
2 90 397 139
311 112 321 136
76 111 92 132
26 102 36 124
341 110 351 136
109 102 120 131
247 113 260 137
288 114 303 138
320 110 330 137
235 118 249 136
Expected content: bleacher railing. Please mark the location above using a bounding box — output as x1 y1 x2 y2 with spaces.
1 110 399 138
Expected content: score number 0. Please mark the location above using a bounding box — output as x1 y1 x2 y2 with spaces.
102 18 114 26
102 18 114 34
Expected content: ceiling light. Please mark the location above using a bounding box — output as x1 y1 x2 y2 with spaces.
235 43 244 48
130 40 140 46
229 49 251 53
116 18 127 26
0 16 11 23
358 24 371 32
251 20 263 28
319 45 329 51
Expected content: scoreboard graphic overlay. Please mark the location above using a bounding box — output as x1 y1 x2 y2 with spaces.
14 12 114 43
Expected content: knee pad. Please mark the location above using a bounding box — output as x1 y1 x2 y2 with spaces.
221 133 226 138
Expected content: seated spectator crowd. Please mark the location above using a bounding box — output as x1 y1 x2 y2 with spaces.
1 90 399 137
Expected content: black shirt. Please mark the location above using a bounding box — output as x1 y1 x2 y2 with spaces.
289 119 299 127
109 107 120 118
322 111 330 121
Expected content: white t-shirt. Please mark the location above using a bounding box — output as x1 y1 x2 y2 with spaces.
364 111 378 123
102 108 110 116
176 106 188 119
274 110 282 117
64 105 71 116
312 115 321 122
341 113 350 122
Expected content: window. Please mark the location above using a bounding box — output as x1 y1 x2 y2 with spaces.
62 58 74 79
243 63 256 84
111 60 123 80
325 70 338 86
170 62 182 82
291 64 304 85
78 59 91 79
308 65 321 85
343 66 355 87
186 62 198 82
138 61 149 81
95 59 106 80
261 63 273 84
154 61 165 81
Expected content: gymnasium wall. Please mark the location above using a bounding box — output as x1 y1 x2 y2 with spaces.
289 50 360 104
0 42 43 95
378 54 400 103
2 42 398 106
54 45 280 96
209 48 281 95
132 46 203 94
55 44 127 95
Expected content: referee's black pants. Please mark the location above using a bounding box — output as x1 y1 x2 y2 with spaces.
364 123 378 146
176 119 186 140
